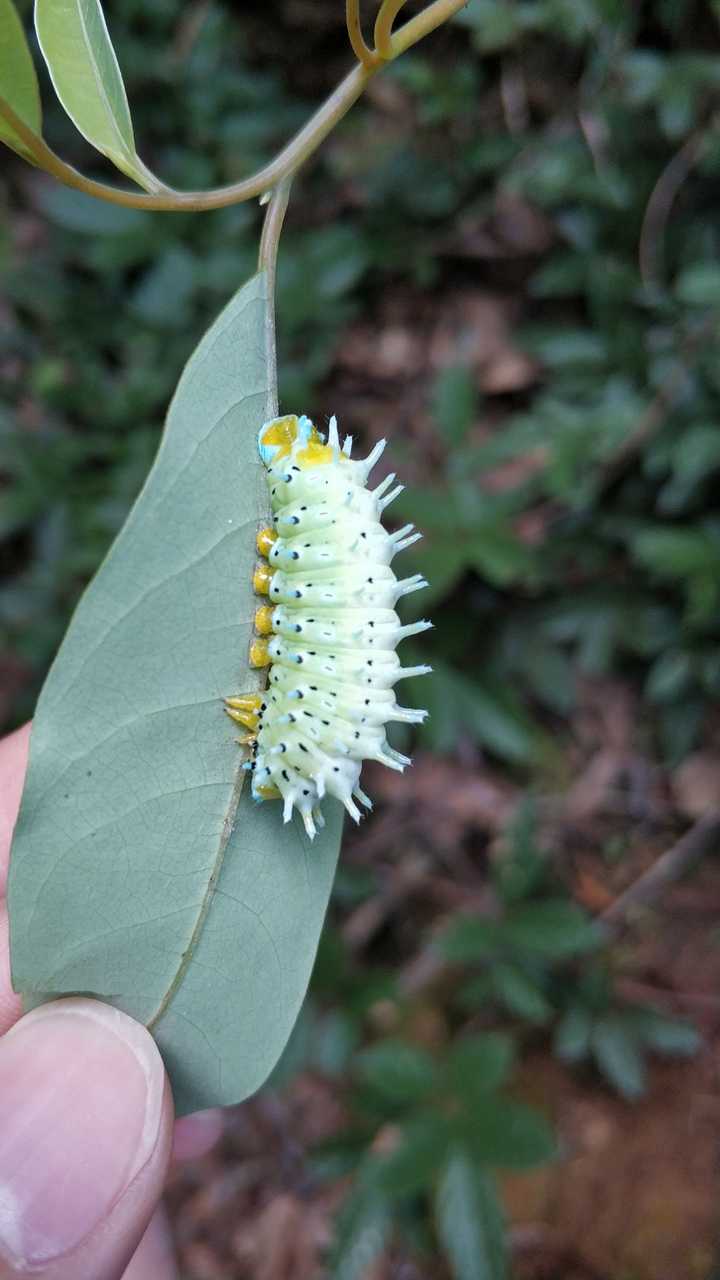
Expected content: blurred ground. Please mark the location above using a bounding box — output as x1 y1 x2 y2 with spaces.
166 675 720 1280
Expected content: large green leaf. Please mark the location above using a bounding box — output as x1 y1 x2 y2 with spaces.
8 271 344 1115
435 1150 507 1280
0 0 42 159
34 0 162 190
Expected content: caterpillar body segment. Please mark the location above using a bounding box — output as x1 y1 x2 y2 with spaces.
225 414 430 839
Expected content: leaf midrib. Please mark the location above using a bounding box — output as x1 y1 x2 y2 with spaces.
75 0 134 163
145 764 248 1031
144 270 277 1035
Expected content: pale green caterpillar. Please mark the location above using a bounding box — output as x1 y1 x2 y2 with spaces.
225 414 431 839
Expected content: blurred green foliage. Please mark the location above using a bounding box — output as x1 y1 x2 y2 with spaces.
2 0 719 1275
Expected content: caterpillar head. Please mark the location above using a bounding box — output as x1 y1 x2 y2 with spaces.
258 414 340 470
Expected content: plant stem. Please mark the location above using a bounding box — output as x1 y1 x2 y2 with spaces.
388 0 466 56
345 0 377 69
0 0 467 211
374 0 408 60
600 813 720 936
259 178 291 425
0 61 368 209
258 177 292 293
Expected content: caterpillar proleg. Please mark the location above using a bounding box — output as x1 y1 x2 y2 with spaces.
225 414 431 839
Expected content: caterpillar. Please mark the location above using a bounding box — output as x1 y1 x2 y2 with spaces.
225 413 431 839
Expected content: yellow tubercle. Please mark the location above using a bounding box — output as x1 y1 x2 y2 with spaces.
296 440 335 467
224 693 262 732
254 604 274 635
225 708 259 731
253 563 273 595
225 711 259 732
256 783 282 800
249 637 271 668
225 693 263 712
256 527 277 556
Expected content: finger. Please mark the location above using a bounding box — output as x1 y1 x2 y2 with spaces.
172 1108 224 1163
0 907 22 1035
0 726 33 1035
0 723 31 898
122 1208 178 1280
0 998 174 1280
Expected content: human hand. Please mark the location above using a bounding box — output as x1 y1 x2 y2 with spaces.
0 725 221 1280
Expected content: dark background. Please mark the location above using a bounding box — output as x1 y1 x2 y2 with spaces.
3 1 720 1275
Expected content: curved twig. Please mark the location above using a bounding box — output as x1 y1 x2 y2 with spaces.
345 0 377 69
0 0 467 211
374 0 408 60
0 63 370 210
601 813 720 936
258 178 292 286
639 130 703 293
258 177 292 424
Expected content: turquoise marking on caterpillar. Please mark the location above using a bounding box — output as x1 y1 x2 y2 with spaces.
228 414 431 840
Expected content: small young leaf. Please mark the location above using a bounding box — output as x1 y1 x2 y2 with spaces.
436 1150 507 1280
628 1009 701 1057
499 899 600 957
446 1033 515 1098
0 0 42 159
463 1098 556 1169
491 963 552 1023
329 1190 390 1280
553 1005 592 1063
33 182 151 235
457 974 496 1009
371 1115 451 1197
432 366 477 447
675 262 720 306
130 246 198 329
441 915 501 963
356 1040 438 1104
591 1015 646 1099
34 0 162 190
9 272 344 1115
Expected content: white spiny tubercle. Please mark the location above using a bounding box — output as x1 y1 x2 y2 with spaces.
373 472 396 498
392 705 428 723
242 414 430 838
398 619 433 639
363 439 386 474
390 523 415 543
397 574 428 597
379 485 404 510
393 532 423 553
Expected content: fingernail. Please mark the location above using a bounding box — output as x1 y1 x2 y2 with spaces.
0 998 165 1269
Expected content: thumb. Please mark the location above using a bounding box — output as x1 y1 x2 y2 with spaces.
0 998 174 1280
